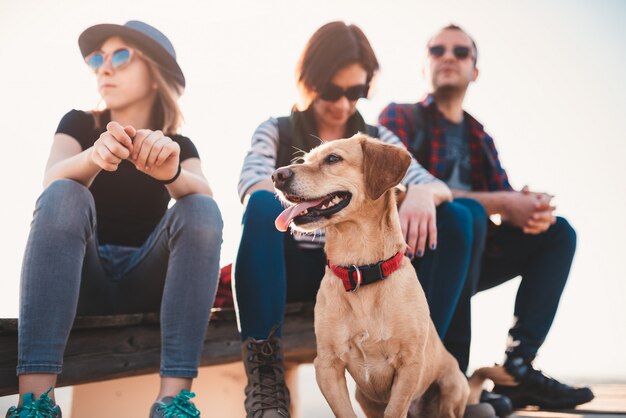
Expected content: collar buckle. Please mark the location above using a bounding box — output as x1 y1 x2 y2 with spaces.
349 265 362 292
373 260 385 280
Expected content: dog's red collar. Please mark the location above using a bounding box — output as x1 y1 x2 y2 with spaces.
327 251 404 292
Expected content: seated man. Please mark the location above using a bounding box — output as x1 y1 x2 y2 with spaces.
379 23 594 416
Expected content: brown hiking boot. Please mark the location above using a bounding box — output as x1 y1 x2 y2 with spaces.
241 327 290 418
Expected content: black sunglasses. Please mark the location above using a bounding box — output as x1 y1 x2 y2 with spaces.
428 45 472 60
318 83 369 102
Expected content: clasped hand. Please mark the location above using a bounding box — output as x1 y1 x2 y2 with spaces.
90 121 180 181
504 186 557 235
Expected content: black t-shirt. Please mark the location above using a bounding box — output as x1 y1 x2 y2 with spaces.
55 109 200 247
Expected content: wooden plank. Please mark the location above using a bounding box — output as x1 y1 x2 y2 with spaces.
0 303 316 396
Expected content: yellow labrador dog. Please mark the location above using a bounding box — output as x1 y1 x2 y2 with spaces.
272 134 469 418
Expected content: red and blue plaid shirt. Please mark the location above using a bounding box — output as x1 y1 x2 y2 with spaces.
379 95 513 192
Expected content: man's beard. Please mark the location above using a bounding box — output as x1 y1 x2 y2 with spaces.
433 84 464 101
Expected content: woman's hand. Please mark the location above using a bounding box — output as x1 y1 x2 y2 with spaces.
129 129 181 181
398 184 438 259
90 121 134 171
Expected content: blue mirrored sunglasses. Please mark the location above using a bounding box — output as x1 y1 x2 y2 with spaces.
85 48 135 72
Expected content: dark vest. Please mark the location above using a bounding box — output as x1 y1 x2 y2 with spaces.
275 117 380 168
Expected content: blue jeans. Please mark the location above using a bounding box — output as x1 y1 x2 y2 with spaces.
443 198 576 372
18 179 223 378
411 198 478 338
234 190 473 341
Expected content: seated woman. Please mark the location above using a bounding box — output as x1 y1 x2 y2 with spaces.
234 21 480 418
8 21 223 418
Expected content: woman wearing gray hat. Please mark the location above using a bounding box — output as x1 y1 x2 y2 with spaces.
7 21 222 418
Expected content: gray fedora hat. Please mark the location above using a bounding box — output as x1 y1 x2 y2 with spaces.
78 20 185 88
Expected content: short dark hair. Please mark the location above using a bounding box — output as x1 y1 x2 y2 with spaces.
296 21 380 107
430 24 478 66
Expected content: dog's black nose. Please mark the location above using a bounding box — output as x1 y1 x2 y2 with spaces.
272 167 294 188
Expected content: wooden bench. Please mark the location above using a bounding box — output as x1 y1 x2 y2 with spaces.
0 302 316 396
3 306 624 417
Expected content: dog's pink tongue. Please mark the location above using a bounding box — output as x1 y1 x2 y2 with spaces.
275 199 325 232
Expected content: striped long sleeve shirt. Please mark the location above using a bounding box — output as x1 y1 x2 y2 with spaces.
238 117 441 201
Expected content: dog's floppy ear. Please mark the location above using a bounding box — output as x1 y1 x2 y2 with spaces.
360 137 412 200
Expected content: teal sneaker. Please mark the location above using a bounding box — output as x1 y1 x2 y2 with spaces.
5 388 61 418
150 389 201 417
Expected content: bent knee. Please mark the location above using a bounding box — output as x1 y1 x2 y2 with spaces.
454 197 488 237
173 194 224 237
176 194 222 218
243 190 283 223
41 179 93 208
35 179 95 230
437 201 474 241
551 216 577 249
454 197 487 220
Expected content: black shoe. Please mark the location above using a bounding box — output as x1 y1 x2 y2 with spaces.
480 390 513 417
493 357 595 410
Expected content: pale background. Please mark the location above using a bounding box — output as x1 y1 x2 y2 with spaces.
1 0 625 415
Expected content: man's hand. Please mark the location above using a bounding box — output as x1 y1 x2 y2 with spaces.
398 184 438 259
523 208 557 234
503 186 556 234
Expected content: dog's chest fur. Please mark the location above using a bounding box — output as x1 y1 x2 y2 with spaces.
315 265 427 403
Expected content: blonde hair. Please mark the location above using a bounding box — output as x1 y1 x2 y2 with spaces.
93 39 184 135
144 54 184 135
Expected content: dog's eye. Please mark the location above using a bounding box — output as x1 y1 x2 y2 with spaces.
325 154 342 164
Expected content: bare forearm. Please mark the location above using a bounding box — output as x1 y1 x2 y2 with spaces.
452 189 511 215
166 169 213 200
44 147 101 188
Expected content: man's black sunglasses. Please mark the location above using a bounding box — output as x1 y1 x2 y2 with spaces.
318 83 369 102
429 45 472 60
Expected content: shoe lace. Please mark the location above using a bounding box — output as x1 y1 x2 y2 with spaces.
247 340 289 417
8 388 59 418
156 390 201 417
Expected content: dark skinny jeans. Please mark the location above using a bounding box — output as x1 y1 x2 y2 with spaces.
443 198 576 372
234 190 475 341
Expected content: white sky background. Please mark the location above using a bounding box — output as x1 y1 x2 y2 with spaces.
0 0 625 386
